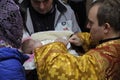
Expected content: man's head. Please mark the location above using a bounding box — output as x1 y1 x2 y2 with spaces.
30 0 53 14
87 0 120 43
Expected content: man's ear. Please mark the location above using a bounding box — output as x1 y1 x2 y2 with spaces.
103 23 111 34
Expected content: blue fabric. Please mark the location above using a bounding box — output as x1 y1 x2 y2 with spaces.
0 47 29 80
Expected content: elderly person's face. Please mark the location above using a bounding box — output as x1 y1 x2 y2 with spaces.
31 0 53 14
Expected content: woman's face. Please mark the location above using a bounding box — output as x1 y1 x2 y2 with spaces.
31 0 53 14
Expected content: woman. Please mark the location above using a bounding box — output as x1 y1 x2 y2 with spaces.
0 0 29 80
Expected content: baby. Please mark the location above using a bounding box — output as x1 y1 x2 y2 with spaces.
31 31 79 56
21 38 42 80
21 38 42 70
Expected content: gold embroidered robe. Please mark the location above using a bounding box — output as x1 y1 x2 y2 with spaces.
34 33 120 80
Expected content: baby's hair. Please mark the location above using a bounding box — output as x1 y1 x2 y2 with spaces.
21 39 35 54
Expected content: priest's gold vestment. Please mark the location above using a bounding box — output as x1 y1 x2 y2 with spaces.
34 33 120 80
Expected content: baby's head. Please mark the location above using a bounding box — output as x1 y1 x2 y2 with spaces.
21 39 42 54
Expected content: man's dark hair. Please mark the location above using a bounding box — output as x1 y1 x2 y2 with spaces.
90 0 120 32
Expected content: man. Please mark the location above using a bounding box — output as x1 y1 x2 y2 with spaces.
20 0 81 38
34 0 120 79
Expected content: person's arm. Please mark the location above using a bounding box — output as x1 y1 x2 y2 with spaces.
34 42 68 62
34 42 106 80
69 32 92 52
